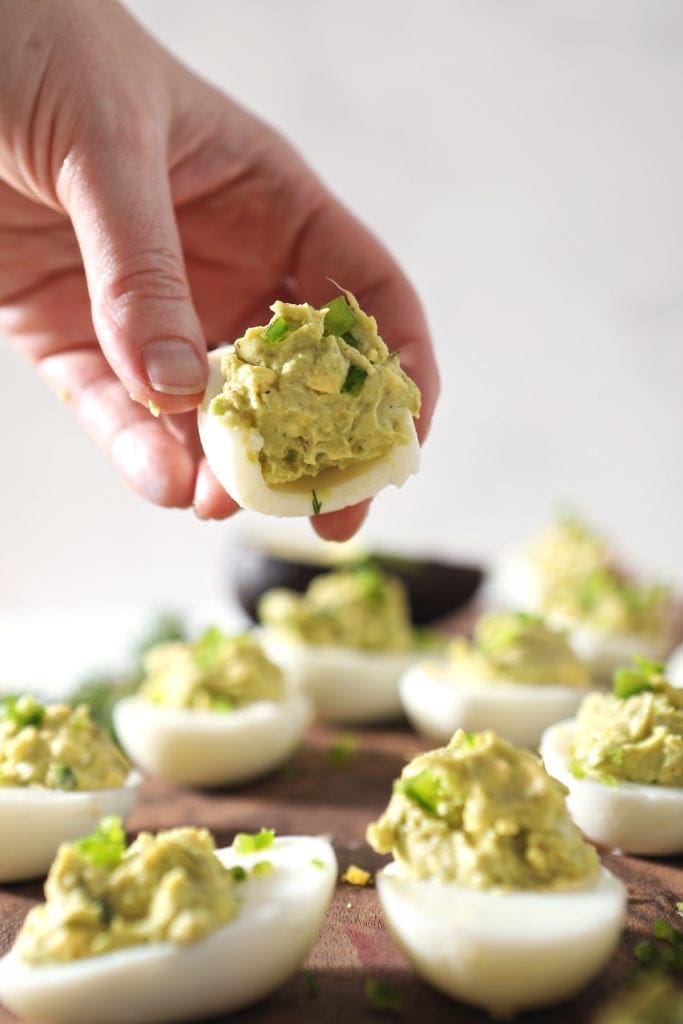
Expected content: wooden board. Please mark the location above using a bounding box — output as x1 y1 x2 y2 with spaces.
1 720 682 1023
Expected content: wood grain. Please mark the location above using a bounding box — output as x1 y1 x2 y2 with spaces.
1 721 681 1023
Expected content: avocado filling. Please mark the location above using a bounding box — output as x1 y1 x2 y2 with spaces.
258 566 415 652
16 819 239 964
0 696 129 790
210 293 421 486
448 612 590 687
543 568 671 637
367 730 599 890
138 629 284 712
570 657 683 785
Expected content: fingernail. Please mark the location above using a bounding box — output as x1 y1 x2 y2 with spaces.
143 339 207 395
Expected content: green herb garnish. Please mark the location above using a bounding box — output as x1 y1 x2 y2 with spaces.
328 733 359 765
341 364 367 396
397 769 441 814
342 331 361 349
635 918 683 974
233 828 276 854
354 566 385 602
193 626 226 670
311 858 325 869
51 763 77 791
613 655 665 699
252 859 273 876
311 490 322 515
74 816 126 868
568 758 586 779
210 695 235 713
364 978 403 1013
263 316 290 343
304 970 319 997
323 296 355 337
0 695 45 731
230 865 247 883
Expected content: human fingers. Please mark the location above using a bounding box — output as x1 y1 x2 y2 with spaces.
312 500 371 542
36 345 197 507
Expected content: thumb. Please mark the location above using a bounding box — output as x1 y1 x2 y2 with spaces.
59 139 207 413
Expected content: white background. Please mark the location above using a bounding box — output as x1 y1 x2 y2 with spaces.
2 0 682 617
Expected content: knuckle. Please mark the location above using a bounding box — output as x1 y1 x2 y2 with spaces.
100 249 190 314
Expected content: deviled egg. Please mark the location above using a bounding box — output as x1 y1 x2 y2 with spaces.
367 730 626 1017
197 293 420 517
493 514 613 611
400 611 591 748
543 568 674 683
493 514 674 682
541 656 683 854
258 565 440 723
114 628 311 787
0 695 139 882
0 818 336 1024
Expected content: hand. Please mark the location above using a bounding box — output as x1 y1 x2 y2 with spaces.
0 0 438 541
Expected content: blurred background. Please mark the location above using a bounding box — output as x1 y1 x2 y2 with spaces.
2 0 682 641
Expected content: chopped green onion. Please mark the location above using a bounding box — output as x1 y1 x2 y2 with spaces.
342 331 361 349
606 747 624 765
341 364 367 396
51 763 77 791
252 859 273 876
323 296 355 337
653 919 680 943
230 865 247 883
210 695 234 713
193 626 226 670
304 970 319 997
311 490 322 515
263 317 290 343
677 902 683 916
613 654 665 699
0 695 45 731
397 770 441 814
233 827 275 854
568 758 586 779
328 733 359 765
354 566 385 602
364 978 403 1013
74 816 127 868
311 858 325 869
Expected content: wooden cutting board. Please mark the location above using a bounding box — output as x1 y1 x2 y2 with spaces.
1 720 681 1023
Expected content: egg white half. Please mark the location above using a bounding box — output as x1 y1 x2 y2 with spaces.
487 547 544 611
399 661 587 749
376 863 625 1017
0 836 336 1024
666 642 683 687
540 720 683 855
113 688 311 788
260 630 420 723
0 772 140 883
197 346 420 518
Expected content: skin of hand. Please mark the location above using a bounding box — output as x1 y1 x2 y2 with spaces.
0 0 438 541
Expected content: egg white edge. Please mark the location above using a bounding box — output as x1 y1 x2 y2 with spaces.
259 629 422 722
399 660 590 746
375 861 626 1015
0 772 141 883
113 687 312 787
